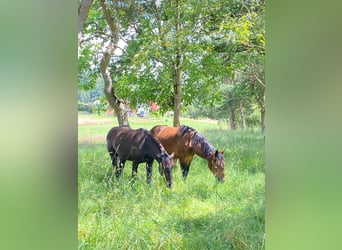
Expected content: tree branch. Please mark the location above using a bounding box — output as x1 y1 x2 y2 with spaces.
253 73 265 87
100 0 119 43
78 0 94 47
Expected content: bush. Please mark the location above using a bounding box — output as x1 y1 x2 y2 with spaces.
78 102 93 113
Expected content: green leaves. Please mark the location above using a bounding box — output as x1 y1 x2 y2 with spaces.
78 0 264 128
78 44 100 91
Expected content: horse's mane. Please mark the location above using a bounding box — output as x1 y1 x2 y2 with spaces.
179 125 192 136
180 125 215 159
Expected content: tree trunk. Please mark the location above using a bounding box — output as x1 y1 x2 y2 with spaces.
78 0 93 47
223 76 237 130
229 109 237 130
260 107 265 134
100 0 129 126
172 0 183 127
249 73 265 134
100 41 129 126
239 102 246 129
173 64 182 127
255 88 265 134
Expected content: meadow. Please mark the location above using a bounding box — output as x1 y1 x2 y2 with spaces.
78 113 265 249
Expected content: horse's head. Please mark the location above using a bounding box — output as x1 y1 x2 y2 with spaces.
208 150 226 182
160 152 175 188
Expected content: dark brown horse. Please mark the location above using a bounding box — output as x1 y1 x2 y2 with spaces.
106 125 174 188
150 125 226 181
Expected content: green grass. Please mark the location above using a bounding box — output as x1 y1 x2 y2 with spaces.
78 113 265 249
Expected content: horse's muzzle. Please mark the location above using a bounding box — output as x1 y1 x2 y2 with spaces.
217 176 226 182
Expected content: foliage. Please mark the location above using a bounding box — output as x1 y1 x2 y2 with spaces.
78 113 265 249
186 102 260 128
113 0 228 113
78 43 101 91
78 77 108 114
208 0 265 129
78 0 265 128
78 77 104 103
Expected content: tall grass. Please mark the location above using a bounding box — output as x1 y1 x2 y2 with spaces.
78 114 265 249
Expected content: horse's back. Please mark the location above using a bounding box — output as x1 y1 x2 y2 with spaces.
150 125 168 137
106 125 130 138
106 126 150 160
151 125 179 138
150 125 190 160
106 125 131 148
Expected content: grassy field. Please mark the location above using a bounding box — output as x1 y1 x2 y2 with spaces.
78 113 265 249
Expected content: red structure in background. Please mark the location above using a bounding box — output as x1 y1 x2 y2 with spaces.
106 109 114 115
151 102 159 112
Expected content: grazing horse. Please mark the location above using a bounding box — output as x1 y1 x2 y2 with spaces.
106 125 174 188
150 125 226 181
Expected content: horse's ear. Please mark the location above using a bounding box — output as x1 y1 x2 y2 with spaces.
220 149 225 154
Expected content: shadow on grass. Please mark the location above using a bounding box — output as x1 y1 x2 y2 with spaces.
165 202 265 250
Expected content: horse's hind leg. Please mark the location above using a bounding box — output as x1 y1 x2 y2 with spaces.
115 158 125 178
108 150 116 166
146 160 153 184
109 152 119 175
111 153 117 168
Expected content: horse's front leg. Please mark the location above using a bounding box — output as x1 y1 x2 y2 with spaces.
180 160 192 179
146 160 153 184
181 164 189 179
131 161 139 180
115 158 125 178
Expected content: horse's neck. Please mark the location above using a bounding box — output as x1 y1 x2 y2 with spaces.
146 137 163 163
193 140 214 161
152 150 162 163
152 150 164 164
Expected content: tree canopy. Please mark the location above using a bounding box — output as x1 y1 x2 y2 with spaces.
78 0 265 130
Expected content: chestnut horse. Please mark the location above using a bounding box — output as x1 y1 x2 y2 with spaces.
106 125 174 188
150 125 225 181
